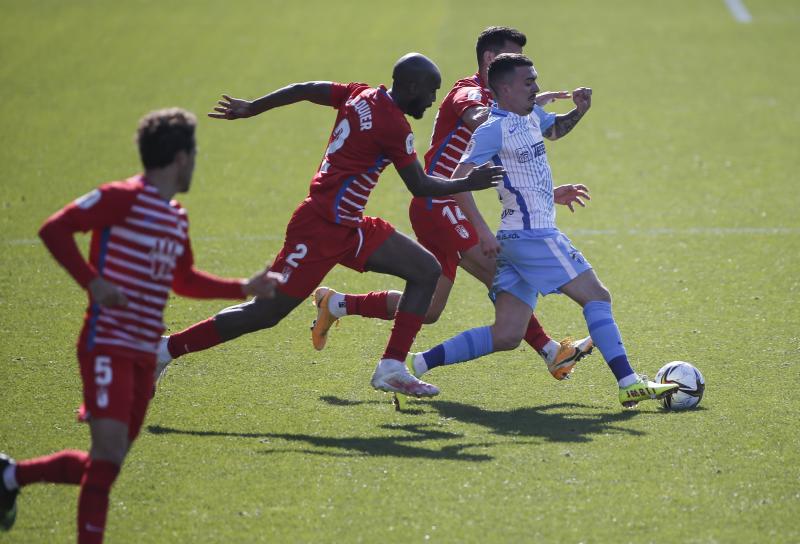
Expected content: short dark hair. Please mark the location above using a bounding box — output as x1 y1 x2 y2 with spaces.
136 108 197 169
487 53 534 94
476 26 527 68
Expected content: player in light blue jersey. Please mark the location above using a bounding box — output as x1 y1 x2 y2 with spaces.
407 53 678 408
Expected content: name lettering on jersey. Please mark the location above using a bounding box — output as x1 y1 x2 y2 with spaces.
501 209 515 218
150 237 181 280
352 98 373 131
74 189 102 209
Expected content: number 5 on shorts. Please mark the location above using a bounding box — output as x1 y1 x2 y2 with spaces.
95 355 112 408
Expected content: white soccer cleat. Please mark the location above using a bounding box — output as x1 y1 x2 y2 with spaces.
371 359 440 398
153 336 173 385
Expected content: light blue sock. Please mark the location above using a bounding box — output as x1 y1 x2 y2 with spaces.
583 300 635 382
421 326 494 370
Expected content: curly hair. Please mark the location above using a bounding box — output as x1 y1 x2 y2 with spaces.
136 107 197 169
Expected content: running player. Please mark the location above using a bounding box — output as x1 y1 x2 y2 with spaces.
153 53 504 398
0 108 281 541
312 27 594 381
406 54 679 408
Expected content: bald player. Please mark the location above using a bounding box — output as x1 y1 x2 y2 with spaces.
154 53 504 397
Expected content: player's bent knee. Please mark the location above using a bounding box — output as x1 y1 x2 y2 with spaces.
493 332 523 351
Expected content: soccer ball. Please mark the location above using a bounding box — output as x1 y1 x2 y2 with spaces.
654 361 705 410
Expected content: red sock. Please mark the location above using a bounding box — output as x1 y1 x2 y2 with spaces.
382 311 424 361
16 450 89 486
167 317 222 358
345 292 391 319
523 313 551 353
77 458 120 544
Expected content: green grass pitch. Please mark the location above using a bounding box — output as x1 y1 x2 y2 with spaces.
1 1 799 542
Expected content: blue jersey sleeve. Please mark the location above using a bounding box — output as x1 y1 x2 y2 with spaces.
459 117 503 165
533 104 556 134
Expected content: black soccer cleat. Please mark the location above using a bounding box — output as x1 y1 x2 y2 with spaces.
0 453 19 531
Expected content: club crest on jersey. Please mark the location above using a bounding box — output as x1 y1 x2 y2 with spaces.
150 237 181 280
515 146 531 163
454 224 470 239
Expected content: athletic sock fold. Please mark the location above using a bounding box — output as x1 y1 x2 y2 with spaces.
583 300 635 382
345 291 391 320
167 317 222 359
78 458 120 544
16 449 89 487
422 326 494 370
381 311 424 361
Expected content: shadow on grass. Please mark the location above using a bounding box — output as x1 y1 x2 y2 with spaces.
427 400 644 443
147 423 497 462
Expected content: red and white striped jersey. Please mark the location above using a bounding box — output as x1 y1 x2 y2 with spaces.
305 82 418 227
415 73 493 207
39 175 243 356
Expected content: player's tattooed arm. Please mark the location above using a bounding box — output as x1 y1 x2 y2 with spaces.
209 82 334 119
543 87 592 141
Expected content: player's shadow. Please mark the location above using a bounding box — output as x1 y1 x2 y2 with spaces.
260 423 497 462
147 423 497 462
427 400 643 443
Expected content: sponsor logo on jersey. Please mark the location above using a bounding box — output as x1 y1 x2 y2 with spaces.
405 133 415 155
501 209 515 218
532 141 546 158
498 232 519 240
74 189 102 209
515 146 531 163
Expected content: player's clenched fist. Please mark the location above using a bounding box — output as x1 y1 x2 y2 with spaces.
88 277 128 307
572 87 592 114
242 270 285 299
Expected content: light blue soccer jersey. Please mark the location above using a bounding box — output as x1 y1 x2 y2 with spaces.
460 105 557 230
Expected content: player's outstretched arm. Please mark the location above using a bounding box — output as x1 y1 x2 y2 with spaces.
396 160 502 198
451 162 500 258
171 240 283 300
543 87 592 141
209 81 335 120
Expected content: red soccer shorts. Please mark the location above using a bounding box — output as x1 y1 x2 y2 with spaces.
77 347 155 441
270 201 395 299
409 197 478 281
